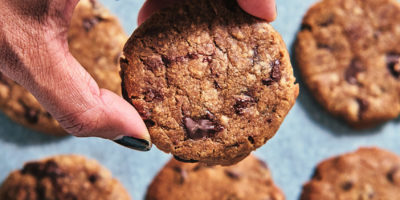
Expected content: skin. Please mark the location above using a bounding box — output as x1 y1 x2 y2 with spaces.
0 0 276 145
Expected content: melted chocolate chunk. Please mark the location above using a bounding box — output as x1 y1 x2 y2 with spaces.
386 53 400 79
88 174 99 183
82 16 103 32
173 155 199 163
234 95 255 115
143 56 165 72
345 59 364 84
143 88 163 102
300 23 312 31
22 160 65 180
248 136 255 144
262 59 281 86
341 181 354 191
356 98 369 120
184 117 223 139
224 169 241 180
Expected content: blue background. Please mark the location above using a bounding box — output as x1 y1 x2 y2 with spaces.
1 0 399 199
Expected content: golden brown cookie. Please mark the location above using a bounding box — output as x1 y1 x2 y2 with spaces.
0 155 131 200
0 0 127 135
121 0 298 165
296 0 400 128
301 147 400 200
146 155 285 200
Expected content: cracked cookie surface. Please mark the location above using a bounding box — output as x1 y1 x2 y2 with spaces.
296 0 400 128
145 155 285 200
121 0 298 165
0 0 126 135
301 147 400 200
0 155 130 200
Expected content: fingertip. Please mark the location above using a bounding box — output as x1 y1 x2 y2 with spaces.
99 89 150 141
137 0 176 25
237 0 277 22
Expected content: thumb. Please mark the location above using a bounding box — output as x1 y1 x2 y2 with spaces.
237 0 277 22
4 40 151 151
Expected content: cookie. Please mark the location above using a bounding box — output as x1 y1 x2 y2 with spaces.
0 155 131 200
295 0 400 128
0 0 127 135
121 0 298 165
145 155 285 200
301 147 400 200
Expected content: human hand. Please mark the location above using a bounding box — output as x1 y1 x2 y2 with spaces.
138 0 277 25
0 0 150 151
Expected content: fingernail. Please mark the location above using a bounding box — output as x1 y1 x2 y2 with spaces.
114 136 152 151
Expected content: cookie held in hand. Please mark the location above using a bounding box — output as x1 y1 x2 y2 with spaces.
121 0 298 165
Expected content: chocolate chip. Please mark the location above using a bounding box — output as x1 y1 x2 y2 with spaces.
248 136 255 144
386 53 400 79
186 53 199 59
173 155 199 163
144 119 156 127
25 108 39 124
345 59 364 84
262 59 281 86
341 181 353 191
82 16 103 32
224 169 241 180
88 174 99 183
356 98 369 120
205 111 216 121
213 80 221 89
143 88 163 102
183 117 223 139
252 46 260 65
234 95 255 115
173 166 188 184
300 23 312 31
202 56 213 63
142 56 165 72
387 167 399 184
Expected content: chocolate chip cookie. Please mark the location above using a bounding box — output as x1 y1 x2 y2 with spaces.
301 147 400 200
296 0 400 128
121 0 298 165
0 155 131 200
0 0 127 135
145 155 285 200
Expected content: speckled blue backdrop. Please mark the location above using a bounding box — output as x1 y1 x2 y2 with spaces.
1 0 399 199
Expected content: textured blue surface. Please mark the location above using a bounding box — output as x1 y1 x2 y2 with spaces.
1 0 399 200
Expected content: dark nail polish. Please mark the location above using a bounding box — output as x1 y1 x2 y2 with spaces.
114 136 151 151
